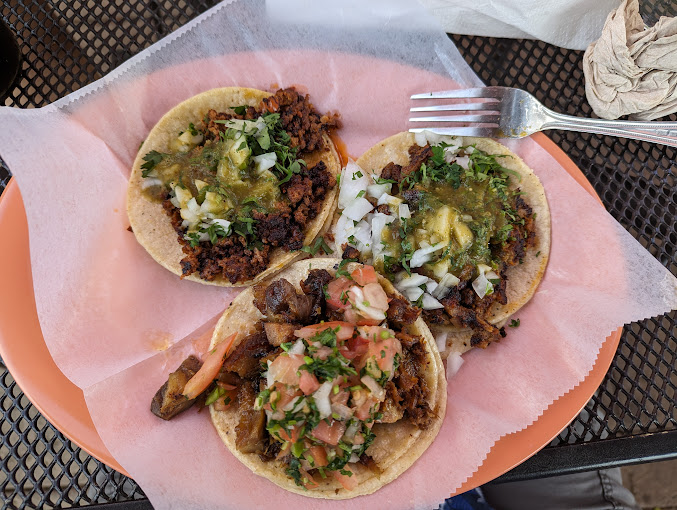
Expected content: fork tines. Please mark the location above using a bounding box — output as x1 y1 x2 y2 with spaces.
409 87 502 137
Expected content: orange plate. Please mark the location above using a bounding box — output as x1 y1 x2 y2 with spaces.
0 132 621 489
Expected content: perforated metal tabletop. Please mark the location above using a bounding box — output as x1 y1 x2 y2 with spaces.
1 1 676 509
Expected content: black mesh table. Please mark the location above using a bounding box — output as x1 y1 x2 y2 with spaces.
1 1 676 509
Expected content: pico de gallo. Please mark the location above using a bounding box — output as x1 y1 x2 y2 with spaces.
150 261 435 492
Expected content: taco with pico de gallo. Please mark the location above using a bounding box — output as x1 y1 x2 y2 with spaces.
150 258 445 498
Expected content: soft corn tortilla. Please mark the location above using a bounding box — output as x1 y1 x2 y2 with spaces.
355 132 551 357
127 87 341 287
209 257 446 498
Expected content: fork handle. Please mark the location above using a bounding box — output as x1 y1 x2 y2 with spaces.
543 110 677 148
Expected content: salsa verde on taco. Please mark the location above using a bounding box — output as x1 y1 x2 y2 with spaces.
333 132 550 355
127 87 341 286
150 258 446 498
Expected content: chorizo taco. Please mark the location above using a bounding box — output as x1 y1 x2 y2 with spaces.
203 258 446 498
332 132 550 357
127 87 341 286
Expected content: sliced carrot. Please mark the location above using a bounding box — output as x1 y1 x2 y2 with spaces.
183 333 237 399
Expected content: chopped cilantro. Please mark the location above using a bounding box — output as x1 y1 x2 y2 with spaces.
301 237 334 256
509 318 520 328
140 150 167 177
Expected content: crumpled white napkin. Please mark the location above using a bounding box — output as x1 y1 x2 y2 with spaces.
583 0 677 120
421 0 620 50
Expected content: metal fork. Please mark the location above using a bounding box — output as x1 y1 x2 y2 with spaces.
410 87 677 148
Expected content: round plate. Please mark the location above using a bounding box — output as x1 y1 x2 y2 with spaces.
0 131 621 487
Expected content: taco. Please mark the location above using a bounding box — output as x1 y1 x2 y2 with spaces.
200 258 446 498
332 132 550 357
127 87 341 286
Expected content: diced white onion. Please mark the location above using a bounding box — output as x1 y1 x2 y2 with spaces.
360 375 386 401
465 146 475 154
253 152 277 172
187 198 200 214
314 381 334 419
353 220 372 253
443 145 461 162
472 271 492 299
377 193 401 206
371 212 395 261
332 213 353 252
435 332 448 353
426 281 438 294
141 177 163 189
367 183 391 199
282 396 300 412
410 242 444 268
415 131 428 147
432 272 461 299
351 286 387 321
455 155 470 169
211 218 231 231
339 161 370 208
331 403 353 420
446 352 465 380
404 286 424 302
349 454 360 463
170 196 181 208
399 203 411 219
396 272 429 289
343 197 374 222
422 293 444 310
344 421 359 441
289 338 305 355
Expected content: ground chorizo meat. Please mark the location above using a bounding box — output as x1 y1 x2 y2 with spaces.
164 88 338 284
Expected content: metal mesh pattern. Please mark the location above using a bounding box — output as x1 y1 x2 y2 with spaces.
0 0 676 508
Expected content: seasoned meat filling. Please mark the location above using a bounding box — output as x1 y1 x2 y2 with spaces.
150 355 202 420
383 143 538 348
158 88 338 284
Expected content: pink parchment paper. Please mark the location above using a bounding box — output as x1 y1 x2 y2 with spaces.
0 1 676 508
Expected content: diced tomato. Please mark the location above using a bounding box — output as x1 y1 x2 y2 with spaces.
351 388 379 420
331 388 350 406
267 354 305 386
307 445 328 467
278 425 301 443
357 326 391 342
343 307 381 326
300 468 320 490
315 346 333 360
340 335 370 360
295 321 355 341
183 333 237 399
312 419 346 445
361 282 389 312
332 467 358 491
299 370 320 395
359 336 402 376
326 276 353 310
275 384 301 410
212 389 236 412
351 265 378 286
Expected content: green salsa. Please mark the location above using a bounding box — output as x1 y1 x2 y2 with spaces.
376 144 522 281
139 111 306 247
